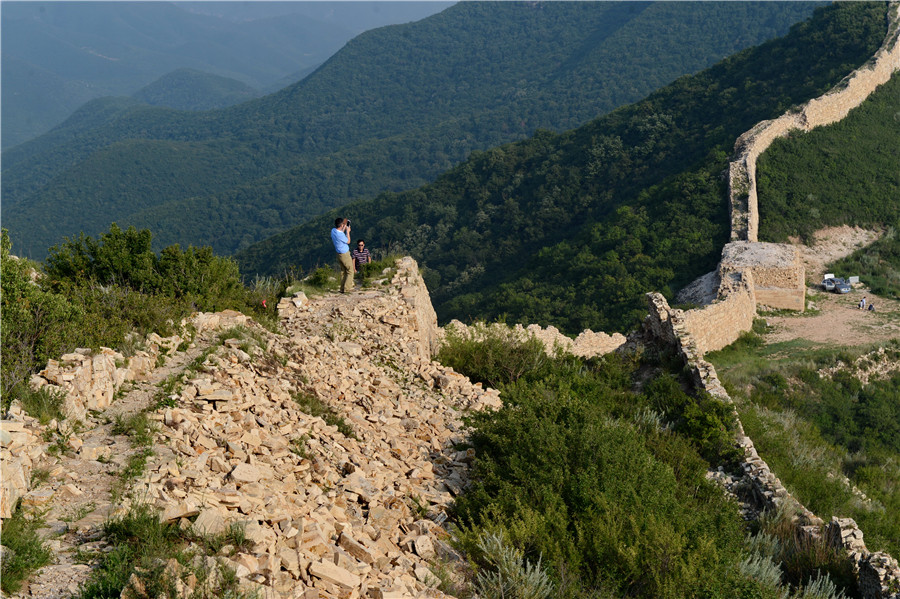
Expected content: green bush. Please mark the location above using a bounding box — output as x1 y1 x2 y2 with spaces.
437 322 551 388
444 335 758 598
45 223 247 313
1 229 82 409
0 506 53 594
1 226 282 412
15 385 66 424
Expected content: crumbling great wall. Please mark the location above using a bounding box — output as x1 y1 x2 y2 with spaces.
642 4 900 595
3 6 900 598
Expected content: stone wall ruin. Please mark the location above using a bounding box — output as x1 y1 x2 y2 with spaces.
644 292 900 599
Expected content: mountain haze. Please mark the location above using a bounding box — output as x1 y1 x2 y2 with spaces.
0 1 449 148
3 2 821 260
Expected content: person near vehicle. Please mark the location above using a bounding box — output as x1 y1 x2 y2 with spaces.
868 303 875 312
331 217 353 293
352 239 371 277
859 296 867 310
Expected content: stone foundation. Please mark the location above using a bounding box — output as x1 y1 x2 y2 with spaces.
721 241 806 311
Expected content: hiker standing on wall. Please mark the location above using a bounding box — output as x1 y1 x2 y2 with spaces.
331 217 353 293
352 239 371 280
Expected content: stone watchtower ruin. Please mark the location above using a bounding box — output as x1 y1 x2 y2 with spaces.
721 1 900 313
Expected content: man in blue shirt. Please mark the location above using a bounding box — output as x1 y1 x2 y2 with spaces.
331 217 353 293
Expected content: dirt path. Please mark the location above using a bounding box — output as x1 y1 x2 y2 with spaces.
763 226 898 347
20 339 214 598
764 287 900 346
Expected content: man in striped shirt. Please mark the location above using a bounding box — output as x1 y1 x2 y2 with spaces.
352 239 372 277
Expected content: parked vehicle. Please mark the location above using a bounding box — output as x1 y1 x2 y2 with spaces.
822 277 838 291
834 279 851 293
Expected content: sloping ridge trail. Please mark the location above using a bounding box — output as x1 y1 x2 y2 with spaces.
17 260 503 599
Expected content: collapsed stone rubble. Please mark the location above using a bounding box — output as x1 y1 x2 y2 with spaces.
443 319 626 358
124 258 500 598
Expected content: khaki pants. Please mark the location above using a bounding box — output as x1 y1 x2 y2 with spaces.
337 252 354 292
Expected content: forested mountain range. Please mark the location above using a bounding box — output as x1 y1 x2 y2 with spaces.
0 1 449 148
2 2 821 260
131 68 262 111
235 2 892 334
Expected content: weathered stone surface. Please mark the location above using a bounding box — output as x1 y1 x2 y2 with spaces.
308 560 360 589
230 463 261 483
192 508 228 535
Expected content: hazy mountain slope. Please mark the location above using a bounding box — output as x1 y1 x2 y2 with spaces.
3 2 821 260
1 1 445 148
235 2 889 335
132 68 261 110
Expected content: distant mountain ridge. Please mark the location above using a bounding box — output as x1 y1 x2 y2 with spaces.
3 1 821 260
132 68 262 110
0 1 450 148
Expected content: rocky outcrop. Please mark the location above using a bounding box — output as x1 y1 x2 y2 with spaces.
729 2 900 242
27 312 251 422
0 414 44 519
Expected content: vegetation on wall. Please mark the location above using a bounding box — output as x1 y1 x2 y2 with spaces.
0 227 281 411
707 335 900 559
439 326 857 599
238 2 888 335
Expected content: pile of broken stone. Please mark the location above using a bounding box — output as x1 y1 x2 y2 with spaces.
125 261 501 598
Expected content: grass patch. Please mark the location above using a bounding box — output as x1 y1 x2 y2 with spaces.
217 325 267 356
77 504 254 599
708 333 900 557
358 254 401 287
15 385 66 425
292 391 356 439
0 505 54 594
112 412 155 448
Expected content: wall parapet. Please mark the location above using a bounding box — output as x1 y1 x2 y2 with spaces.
729 2 900 243
644 292 900 598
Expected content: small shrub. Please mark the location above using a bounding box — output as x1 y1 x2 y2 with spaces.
0 505 53 594
292 391 356 439
112 412 155 448
474 532 554 599
305 267 336 289
437 322 550 388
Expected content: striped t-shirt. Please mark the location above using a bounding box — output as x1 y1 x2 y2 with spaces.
352 248 371 269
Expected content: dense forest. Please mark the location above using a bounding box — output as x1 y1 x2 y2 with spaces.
758 73 900 243
236 2 890 335
131 69 262 111
3 2 821 259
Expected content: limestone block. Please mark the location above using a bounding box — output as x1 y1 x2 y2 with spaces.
230 463 260 483
193 507 228 536
309 559 361 589
80 441 112 462
160 500 200 523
